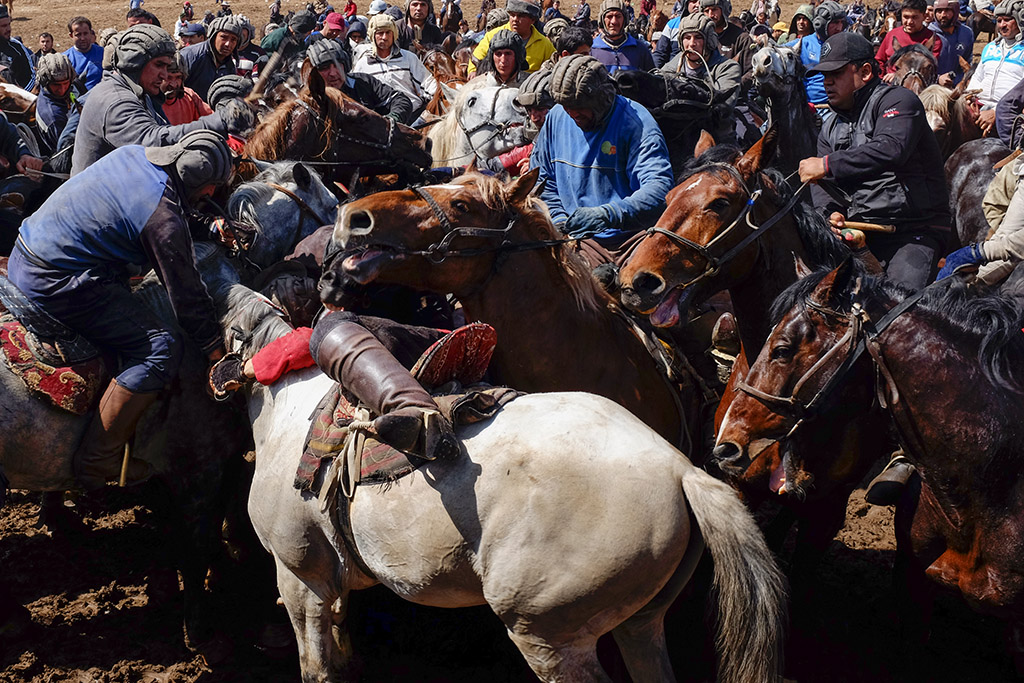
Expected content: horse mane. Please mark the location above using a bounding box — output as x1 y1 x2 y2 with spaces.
428 85 481 167
226 162 301 235
888 42 936 67
247 86 358 161
677 145 848 269
770 260 1024 393
450 172 604 314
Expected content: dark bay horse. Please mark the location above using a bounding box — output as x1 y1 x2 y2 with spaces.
888 43 938 94
946 137 1009 246
245 67 432 183
715 258 1024 672
616 131 889 603
319 170 702 448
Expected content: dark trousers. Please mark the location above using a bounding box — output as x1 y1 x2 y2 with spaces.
866 230 947 292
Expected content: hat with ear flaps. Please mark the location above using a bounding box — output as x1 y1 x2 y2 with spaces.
550 53 616 118
114 24 176 73
678 12 719 54
145 130 234 192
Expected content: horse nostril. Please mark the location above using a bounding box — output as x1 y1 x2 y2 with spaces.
347 210 373 233
712 442 741 463
630 271 666 296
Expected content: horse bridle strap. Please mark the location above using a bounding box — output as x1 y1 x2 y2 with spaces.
265 182 334 228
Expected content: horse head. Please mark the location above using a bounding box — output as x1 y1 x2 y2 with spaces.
711 258 878 499
319 170 541 301
429 85 528 166
611 69 668 111
888 43 938 94
618 128 780 327
751 43 804 100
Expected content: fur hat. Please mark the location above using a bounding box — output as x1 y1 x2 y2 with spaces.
368 12 397 36
115 24 176 73
486 7 510 29
207 74 253 110
550 54 616 119
144 130 234 192
36 53 76 89
506 0 541 19
678 12 719 53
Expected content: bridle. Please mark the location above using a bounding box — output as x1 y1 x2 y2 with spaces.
896 66 933 90
623 163 810 290
455 84 524 163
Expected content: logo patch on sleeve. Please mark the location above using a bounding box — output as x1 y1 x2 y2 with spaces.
601 141 617 155
882 107 900 118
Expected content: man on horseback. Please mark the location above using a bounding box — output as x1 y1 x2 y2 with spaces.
35 53 81 155
875 0 943 78
306 37 414 123
591 0 655 73
470 0 555 73
531 54 672 250
929 0 974 85
7 131 234 489
352 14 438 117
180 15 243 102
72 25 227 175
397 0 444 49
967 0 1024 134
786 1 848 108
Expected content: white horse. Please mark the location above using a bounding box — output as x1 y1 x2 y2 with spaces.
428 85 528 168
207 250 788 682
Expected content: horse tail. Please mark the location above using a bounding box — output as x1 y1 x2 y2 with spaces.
679 464 788 683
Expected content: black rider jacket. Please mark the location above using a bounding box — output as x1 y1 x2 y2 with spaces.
813 77 950 232
343 72 415 124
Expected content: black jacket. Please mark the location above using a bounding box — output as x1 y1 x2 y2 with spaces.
396 18 445 49
344 72 415 124
813 78 950 231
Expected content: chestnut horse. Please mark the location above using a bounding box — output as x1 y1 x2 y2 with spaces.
245 67 432 182
319 170 701 448
715 258 1024 671
919 83 983 160
616 131 889 603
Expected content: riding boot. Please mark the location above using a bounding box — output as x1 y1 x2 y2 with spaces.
74 380 156 491
314 321 459 460
864 451 916 506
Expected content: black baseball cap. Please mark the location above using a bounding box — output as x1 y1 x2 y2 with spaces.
809 32 876 73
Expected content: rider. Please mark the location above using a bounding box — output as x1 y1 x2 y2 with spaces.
467 29 528 88
967 0 1024 135
484 67 553 176
261 10 317 60
470 0 555 74
662 13 741 144
591 0 656 74
874 0 943 78
162 53 214 126
35 53 82 155
352 14 438 118
786 1 849 109
180 15 244 102
929 0 974 86
306 37 414 123
0 6 35 90
397 0 444 49
531 54 673 251
72 25 227 175
7 131 233 490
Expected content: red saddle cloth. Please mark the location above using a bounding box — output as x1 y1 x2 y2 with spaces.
0 314 107 415
295 322 503 492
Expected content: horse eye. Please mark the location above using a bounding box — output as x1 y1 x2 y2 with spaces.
770 344 794 362
706 198 731 214
451 200 469 213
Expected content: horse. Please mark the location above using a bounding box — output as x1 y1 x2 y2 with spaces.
750 42 819 175
919 82 984 160
714 257 1024 672
853 6 878 41
0 161 336 655
245 67 432 183
888 43 937 94
946 137 1009 247
968 9 996 44
426 85 528 168
615 131 889 612
205 247 788 683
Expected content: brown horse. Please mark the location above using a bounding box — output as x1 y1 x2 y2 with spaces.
919 83 984 160
888 43 938 94
616 131 888 603
245 67 432 182
715 257 1024 672
319 170 701 447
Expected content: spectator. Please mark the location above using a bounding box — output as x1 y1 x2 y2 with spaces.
180 15 242 102
63 16 103 91
127 9 161 27
591 0 655 73
35 32 56 61
262 9 316 58
178 22 207 48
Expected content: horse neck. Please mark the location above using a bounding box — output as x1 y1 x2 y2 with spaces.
767 84 818 171
729 208 809 363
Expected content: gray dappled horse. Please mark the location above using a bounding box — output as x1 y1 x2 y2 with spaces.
0 161 337 651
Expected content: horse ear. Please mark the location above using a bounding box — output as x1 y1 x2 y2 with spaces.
793 253 813 279
694 130 715 159
950 76 968 100
736 125 778 181
306 60 329 108
508 168 539 204
292 162 312 191
442 34 456 55
810 256 857 308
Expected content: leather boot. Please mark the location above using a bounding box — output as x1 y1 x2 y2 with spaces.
864 452 916 506
75 380 156 491
315 321 459 460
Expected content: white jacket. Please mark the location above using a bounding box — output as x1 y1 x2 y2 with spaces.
968 37 1024 108
352 46 437 110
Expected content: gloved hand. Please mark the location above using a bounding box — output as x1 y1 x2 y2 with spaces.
564 206 612 239
936 243 986 281
209 352 249 401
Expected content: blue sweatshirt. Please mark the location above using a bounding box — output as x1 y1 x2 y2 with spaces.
531 95 673 239
788 33 827 106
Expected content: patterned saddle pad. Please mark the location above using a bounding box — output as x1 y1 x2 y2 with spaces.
295 322 513 493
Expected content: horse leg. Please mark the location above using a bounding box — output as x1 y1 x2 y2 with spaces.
276 558 356 682
507 631 612 683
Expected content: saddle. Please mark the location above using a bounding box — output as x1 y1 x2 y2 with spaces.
295 322 518 497
0 266 107 415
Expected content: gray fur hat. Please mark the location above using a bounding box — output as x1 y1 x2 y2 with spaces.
486 7 510 29
207 74 253 110
208 15 244 43
678 12 719 54
36 53 76 89
506 0 541 19
144 130 234 192
115 25 176 73
550 54 616 116
515 67 554 108
289 9 317 33
812 0 847 39
307 37 351 70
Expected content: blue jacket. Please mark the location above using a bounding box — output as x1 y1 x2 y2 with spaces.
788 33 827 106
180 39 238 102
928 21 974 84
531 95 673 238
591 33 655 73
36 89 78 154
63 44 104 91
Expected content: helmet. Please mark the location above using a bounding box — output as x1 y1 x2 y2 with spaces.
678 12 719 54
812 0 847 39
145 130 234 192
114 24 176 73
36 53 76 89
207 74 254 110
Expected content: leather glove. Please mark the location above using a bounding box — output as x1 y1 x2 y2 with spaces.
209 352 249 401
564 206 612 239
936 243 986 281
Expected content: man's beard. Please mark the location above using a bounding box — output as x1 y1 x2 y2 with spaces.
163 86 185 101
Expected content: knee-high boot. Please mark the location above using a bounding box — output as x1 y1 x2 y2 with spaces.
314 321 458 460
74 380 156 490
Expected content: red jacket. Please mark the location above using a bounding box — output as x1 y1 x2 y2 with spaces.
875 26 942 74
